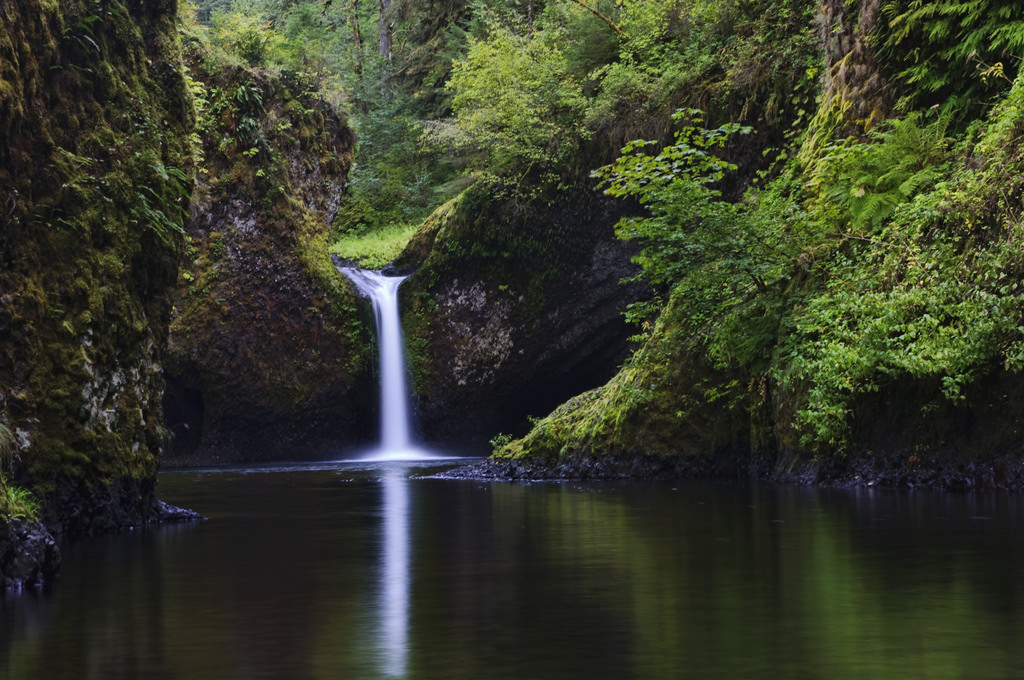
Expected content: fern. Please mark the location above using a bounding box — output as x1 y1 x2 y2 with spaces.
880 0 1024 115
812 113 952 231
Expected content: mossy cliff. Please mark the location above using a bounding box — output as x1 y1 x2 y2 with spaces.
397 178 646 453
492 2 1024 489
0 0 193 550
492 293 756 479
163 38 370 464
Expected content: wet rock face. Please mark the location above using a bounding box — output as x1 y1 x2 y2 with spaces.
0 519 60 591
163 63 371 465
46 476 159 537
434 280 517 389
403 186 647 453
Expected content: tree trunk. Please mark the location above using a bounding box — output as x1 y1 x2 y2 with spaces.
349 0 363 79
379 0 392 62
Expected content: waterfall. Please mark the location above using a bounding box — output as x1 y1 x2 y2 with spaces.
341 268 431 460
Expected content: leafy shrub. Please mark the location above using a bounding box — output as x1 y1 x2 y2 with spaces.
440 23 590 190
210 9 285 68
593 109 753 290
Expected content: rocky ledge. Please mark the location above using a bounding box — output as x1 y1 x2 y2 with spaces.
0 498 202 592
0 520 60 591
438 448 1024 492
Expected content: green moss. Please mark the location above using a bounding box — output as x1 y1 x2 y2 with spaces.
497 294 750 463
0 0 195 516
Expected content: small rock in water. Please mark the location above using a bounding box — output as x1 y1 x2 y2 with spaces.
154 500 206 523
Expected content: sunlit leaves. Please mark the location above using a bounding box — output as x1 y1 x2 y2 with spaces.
209 9 286 67
593 109 799 373
442 25 590 187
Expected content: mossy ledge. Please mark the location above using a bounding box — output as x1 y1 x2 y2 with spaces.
0 0 199 585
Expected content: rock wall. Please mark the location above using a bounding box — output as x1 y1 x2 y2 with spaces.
163 55 371 465
0 519 60 590
400 179 647 453
0 0 194 535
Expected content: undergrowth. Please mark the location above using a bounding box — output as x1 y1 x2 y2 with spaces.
0 425 39 521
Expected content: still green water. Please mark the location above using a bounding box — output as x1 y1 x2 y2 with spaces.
2 460 1023 679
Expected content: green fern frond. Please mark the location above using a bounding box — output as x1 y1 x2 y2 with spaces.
880 0 1024 114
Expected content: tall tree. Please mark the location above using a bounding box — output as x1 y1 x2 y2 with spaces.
379 0 392 61
349 0 364 78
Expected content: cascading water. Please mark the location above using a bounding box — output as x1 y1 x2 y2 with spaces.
341 268 432 460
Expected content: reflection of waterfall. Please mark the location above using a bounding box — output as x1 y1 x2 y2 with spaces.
380 468 410 677
340 268 432 460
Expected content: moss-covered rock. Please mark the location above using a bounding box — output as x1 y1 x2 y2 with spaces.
492 291 757 476
399 177 648 452
163 47 370 464
0 0 194 534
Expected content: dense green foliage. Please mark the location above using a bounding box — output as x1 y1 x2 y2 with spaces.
443 24 590 190
778 81 1024 450
592 110 755 323
193 0 820 253
485 0 1024 466
193 0 1024 464
190 0 466 249
879 0 1024 115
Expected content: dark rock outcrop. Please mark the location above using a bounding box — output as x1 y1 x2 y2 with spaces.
0 519 59 591
163 58 371 465
400 180 648 453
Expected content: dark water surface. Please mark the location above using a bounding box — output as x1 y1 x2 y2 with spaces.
3 460 1024 679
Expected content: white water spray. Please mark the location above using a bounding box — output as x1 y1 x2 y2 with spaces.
341 268 432 460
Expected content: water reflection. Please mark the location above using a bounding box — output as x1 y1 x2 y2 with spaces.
4 469 1024 679
379 467 410 677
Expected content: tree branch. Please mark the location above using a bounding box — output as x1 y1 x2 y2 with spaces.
568 0 628 42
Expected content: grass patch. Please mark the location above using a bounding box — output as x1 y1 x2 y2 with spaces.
0 485 40 520
0 426 37 520
329 224 420 270
0 424 39 521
